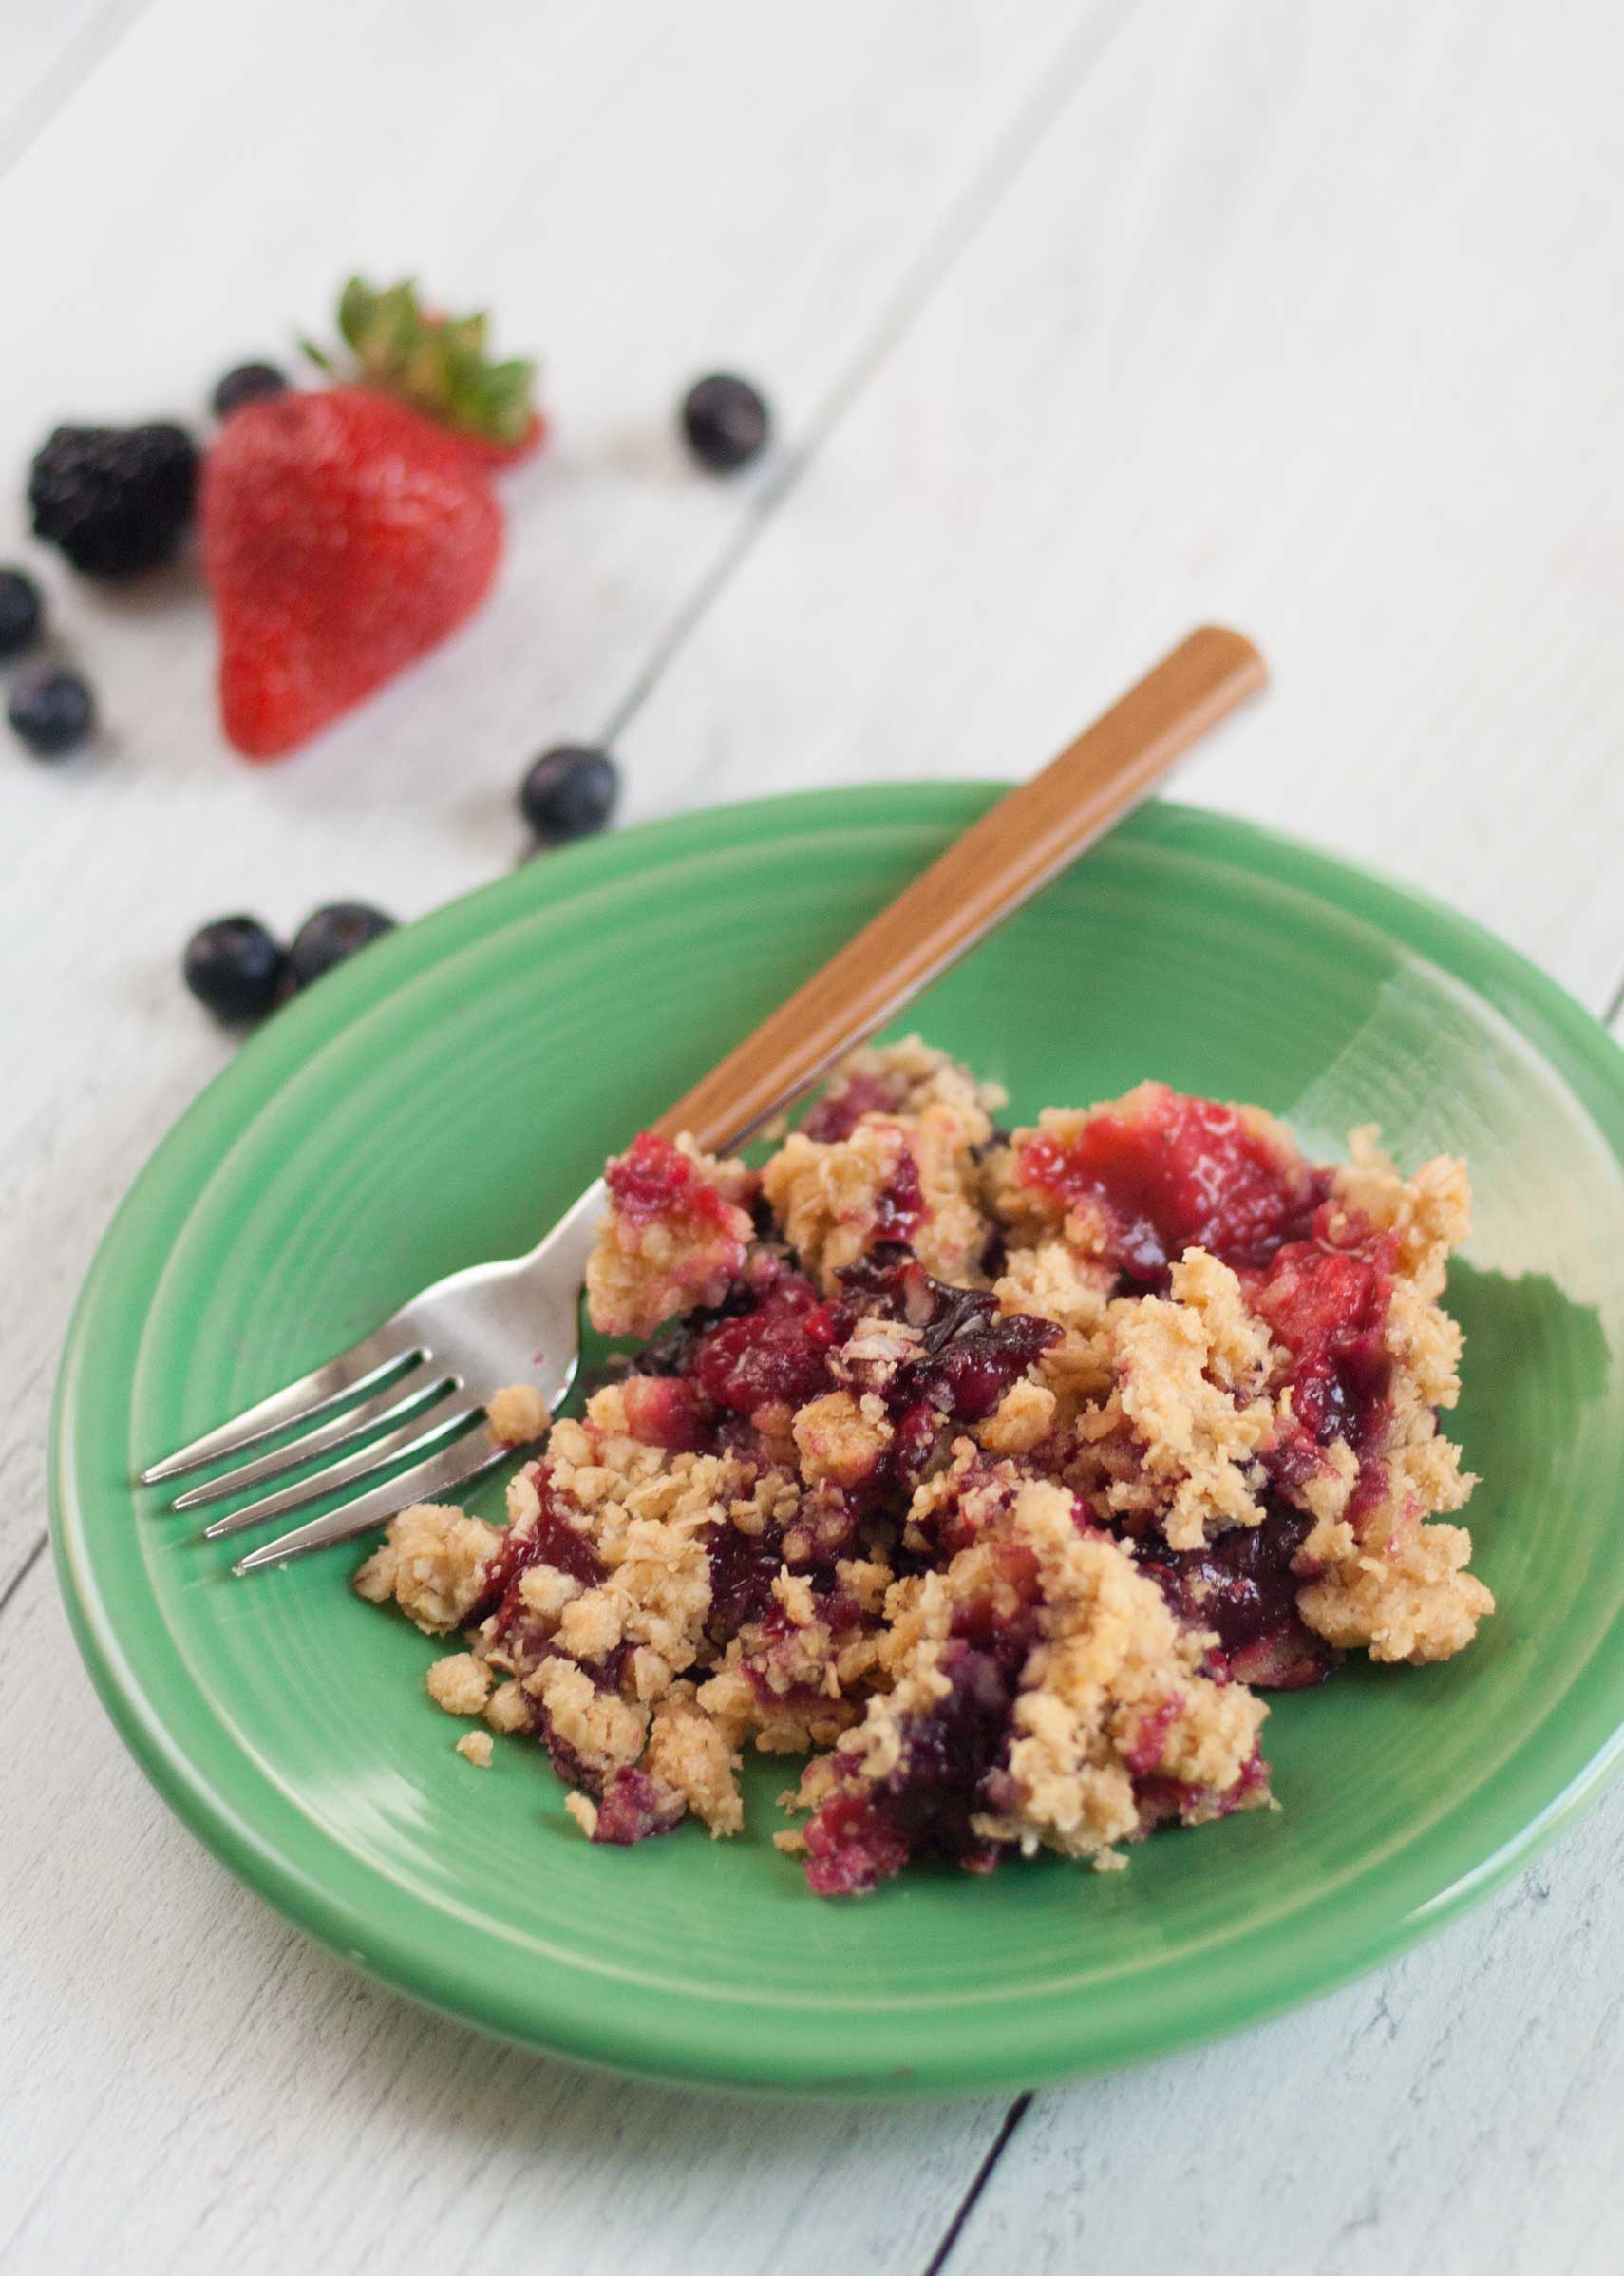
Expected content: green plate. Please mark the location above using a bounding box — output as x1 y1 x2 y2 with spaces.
51 788 1624 2096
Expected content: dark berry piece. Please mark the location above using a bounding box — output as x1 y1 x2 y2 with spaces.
183 916 287 1022
9 667 94 757
28 421 198 578
289 901 396 988
0 568 43 659
211 362 289 419
680 373 770 472
519 745 620 844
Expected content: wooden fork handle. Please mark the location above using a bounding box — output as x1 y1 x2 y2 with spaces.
651 624 1267 1155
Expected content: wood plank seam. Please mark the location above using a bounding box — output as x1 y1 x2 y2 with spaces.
919 2092 1034 2274
0 0 155 184
0 1529 47 1620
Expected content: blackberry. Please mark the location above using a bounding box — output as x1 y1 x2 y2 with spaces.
9 667 94 757
212 362 288 419
0 568 43 660
183 917 287 1022
28 421 198 578
289 901 396 988
519 745 620 843
680 373 770 472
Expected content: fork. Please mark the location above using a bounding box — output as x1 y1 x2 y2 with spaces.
141 625 1265 1573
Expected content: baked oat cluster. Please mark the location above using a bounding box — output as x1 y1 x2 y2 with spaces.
355 1039 1493 1894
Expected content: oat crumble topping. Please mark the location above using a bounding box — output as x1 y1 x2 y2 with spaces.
487 1382 553 1447
425 1651 493 1716
355 1040 1493 1895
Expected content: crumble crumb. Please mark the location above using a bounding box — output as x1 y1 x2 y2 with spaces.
565 1792 598 1840
530 1660 649 1779
815 1036 1007 1128
586 1131 754 1337
487 1382 552 1446
1100 1265 1274 1549
456 1730 494 1769
645 1686 745 1835
426 1652 493 1716
995 1240 1113 1331
352 1502 502 1634
1298 1522 1495 1663
793 1389 893 1486
484 1679 534 1735
762 1121 924 1292
975 1377 1058 1456
519 1563 584 1619
981 1482 1267 1859
771 1569 818 1626
1331 1129 1470 1300
902 1101 1002 1285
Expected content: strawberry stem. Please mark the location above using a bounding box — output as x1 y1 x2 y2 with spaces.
302 276 538 446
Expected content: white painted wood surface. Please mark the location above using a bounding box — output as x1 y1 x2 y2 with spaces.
2 2 1621 2270
0 0 152 173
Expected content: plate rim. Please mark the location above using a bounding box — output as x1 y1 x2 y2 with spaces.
49 784 1624 2096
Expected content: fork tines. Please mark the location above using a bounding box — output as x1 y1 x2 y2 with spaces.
140 1328 502 1573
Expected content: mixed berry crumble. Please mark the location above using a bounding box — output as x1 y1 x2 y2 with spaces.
355 1038 1492 1894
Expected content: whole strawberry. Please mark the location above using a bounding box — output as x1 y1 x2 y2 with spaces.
203 277 542 759
202 388 502 758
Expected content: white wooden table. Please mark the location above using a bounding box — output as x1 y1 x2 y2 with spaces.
3 3 1622 2268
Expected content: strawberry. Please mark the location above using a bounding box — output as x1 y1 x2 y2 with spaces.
453 408 548 473
201 277 543 758
202 387 502 760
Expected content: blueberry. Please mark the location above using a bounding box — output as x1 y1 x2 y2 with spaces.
183 916 287 1022
519 745 620 844
680 373 770 472
9 667 94 757
212 362 289 419
289 901 396 988
0 568 43 660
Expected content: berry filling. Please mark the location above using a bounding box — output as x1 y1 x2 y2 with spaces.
690 1277 848 1415
605 1129 743 1235
1017 1083 1325 1280
620 1373 711 1452
902 1298 1058 1424
591 1769 686 1847
1142 1508 1336 1690
1135 1739 1271 1833
872 1147 927 1242
612 1245 1061 1501
470 1460 604 1631
706 1520 790 1640
1247 1204 1397 1519
802 1640 1021 1895
799 1543 1050 1894
733 1585 865 1710
801 1070 914 1142
840 1257 1062 1428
